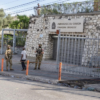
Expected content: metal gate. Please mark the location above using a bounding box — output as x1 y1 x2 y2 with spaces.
1 29 28 54
15 32 27 54
53 38 57 60
2 34 13 54
56 34 100 78
53 38 85 64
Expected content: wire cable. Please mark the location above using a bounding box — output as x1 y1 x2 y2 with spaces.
10 8 33 15
9 0 69 15
4 0 46 10
0 0 20 6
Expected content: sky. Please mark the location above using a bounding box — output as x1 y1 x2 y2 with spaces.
0 0 91 16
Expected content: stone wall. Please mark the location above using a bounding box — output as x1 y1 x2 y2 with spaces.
26 16 53 59
26 13 100 65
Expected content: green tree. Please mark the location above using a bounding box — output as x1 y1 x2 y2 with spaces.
41 3 61 15
9 15 29 29
0 9 5 30
17 15 29 29
9 20 19 29
9 15 29 47
0 9 13 31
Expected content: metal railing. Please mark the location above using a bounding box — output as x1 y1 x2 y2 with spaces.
56 34 100 78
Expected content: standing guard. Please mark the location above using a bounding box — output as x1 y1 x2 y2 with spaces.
37 3 41 15
34 44 43 70
5 45 13 71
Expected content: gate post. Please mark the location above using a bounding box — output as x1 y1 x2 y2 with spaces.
1 29 4 54
56 29 61 69
13 29 16 54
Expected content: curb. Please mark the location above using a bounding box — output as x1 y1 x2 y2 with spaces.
0 71 100 92
84 85 100 92
0 72 58 85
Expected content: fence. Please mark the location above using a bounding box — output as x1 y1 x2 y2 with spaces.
1 29 28 54
56 33 100 78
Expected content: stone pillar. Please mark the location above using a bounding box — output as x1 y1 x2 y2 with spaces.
26 16 54 60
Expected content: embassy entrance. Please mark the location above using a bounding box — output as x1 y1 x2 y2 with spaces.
52 35 85 65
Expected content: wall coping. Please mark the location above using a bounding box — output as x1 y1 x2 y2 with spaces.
32 12 100 18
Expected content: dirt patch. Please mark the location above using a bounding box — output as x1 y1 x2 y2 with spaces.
59 78 100 88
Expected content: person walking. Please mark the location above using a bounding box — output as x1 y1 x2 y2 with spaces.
34 44 43 70
20 48 27 71
5 45 13 71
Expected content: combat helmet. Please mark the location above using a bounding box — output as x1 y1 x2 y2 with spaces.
7 45 11 49
39 44 42 46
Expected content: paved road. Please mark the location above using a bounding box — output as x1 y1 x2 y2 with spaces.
0 76 100 100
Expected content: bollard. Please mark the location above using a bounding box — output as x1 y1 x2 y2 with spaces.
58 62 62 81
1 58 4 72
26 60 29 75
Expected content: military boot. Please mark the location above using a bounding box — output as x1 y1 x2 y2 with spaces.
10 69 14 71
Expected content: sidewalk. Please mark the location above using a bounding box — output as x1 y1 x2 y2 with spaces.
0 55 93 80
0 55 100 92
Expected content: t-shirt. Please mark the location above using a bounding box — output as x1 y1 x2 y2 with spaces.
21 50 27 60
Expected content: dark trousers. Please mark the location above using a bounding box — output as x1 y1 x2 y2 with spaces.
21 60 26 70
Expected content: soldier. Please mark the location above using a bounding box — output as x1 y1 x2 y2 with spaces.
5 45 13 71
37 3 41 15
34 44 43 70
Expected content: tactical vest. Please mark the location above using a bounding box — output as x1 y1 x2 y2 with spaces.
5 50 12 59
36 48 42 56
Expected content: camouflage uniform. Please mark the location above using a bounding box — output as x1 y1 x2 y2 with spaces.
34 44 43 70
5 45 13 71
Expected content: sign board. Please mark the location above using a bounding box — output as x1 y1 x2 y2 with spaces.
40 34 43 38
50 19 84 32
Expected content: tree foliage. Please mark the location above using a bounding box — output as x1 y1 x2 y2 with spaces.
9 15 29 29
0 9 13 31
40 1 94 15
41 4 61 15
9 15 29 47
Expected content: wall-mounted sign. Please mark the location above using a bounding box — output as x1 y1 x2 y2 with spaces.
50 19 84 32
40 34 43 38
